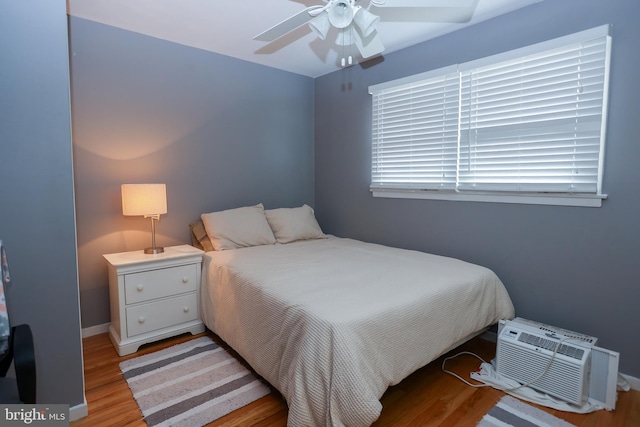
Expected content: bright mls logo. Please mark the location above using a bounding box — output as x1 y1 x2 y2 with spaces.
1 405 69 426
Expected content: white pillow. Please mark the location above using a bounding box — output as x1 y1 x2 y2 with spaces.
265 205 325 244
201 204 276 251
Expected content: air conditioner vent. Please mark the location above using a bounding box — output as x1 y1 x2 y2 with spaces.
497 340 587 404
510 317 597 346
518 332 585 360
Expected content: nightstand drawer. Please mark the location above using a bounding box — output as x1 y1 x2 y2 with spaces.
126 293 199 337
124 264 198 304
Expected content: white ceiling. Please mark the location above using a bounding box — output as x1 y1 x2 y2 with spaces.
67 0 541 78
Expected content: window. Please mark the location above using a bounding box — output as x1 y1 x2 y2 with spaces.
369 25 611 207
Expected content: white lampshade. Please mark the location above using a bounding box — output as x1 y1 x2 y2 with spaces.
309 13 331 40
121 184 167 217
353 7 380 38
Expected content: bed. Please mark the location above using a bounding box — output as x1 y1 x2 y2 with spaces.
194 204 515 427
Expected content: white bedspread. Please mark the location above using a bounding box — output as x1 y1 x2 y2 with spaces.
200 237 514 427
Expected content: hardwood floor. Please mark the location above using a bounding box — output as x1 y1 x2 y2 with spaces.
72 331 640 427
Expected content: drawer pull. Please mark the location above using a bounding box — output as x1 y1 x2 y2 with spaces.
138 316 146 324
183 306 190 313
182 276 189 284
136 284 144 292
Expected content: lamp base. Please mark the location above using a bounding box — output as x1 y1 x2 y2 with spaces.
144 247 164 254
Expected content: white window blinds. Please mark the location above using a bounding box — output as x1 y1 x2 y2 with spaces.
369 25 611 199
370 66 460 191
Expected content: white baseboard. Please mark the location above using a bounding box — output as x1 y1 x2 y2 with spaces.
82 322 110 338
69 400 88 421
621 373 640 391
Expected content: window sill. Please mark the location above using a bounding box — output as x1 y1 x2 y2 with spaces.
371 189 607 208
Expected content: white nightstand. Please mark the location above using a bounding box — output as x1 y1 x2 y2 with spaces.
104 244 205 356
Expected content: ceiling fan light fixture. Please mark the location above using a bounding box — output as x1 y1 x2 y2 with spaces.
328 0 355 29
353 7 380 38
309 13 331 40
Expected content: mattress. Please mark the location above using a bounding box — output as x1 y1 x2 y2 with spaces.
200 236 515 426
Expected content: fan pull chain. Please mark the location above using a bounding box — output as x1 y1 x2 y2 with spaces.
340 23 354 67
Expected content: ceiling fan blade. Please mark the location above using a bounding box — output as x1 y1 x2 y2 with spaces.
374 5 477 23
254 5 324 42
373 0 476 7
378 7 474 24
355 30 385 58
371 0 479 23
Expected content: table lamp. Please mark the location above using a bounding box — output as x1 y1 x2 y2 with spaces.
121 184 167 254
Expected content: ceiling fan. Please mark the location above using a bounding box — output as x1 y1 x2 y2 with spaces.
254 0 479 65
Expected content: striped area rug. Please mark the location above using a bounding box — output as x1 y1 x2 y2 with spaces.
120 336 271 427
478 395 576 427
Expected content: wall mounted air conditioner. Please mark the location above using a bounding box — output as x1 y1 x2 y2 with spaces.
495 317 619 410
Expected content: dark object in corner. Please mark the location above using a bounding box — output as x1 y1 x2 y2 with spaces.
0 324 36 403
0 241 36 403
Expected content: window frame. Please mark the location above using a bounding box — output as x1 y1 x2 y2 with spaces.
368 25 612 208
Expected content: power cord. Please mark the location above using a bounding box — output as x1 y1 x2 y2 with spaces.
442 336 577 392
441 351 491 388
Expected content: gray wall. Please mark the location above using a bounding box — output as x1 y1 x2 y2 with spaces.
69 18 315 328
314 0 640 377
0 0 84 407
